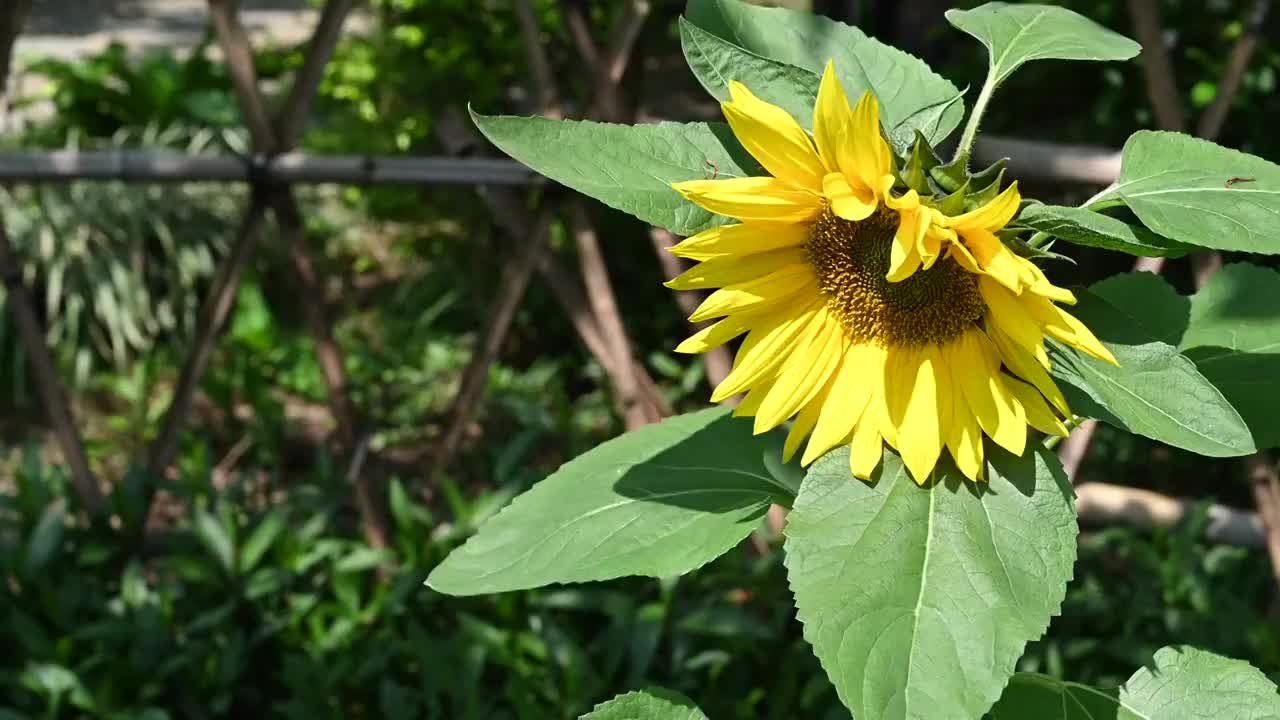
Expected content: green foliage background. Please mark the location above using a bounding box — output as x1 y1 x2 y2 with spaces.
2 0 1279 718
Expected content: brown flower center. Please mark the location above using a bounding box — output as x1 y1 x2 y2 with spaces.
804 206 984 347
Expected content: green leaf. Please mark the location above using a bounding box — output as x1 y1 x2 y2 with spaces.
23 499 66 577
946 3 1140 87
1054 270 1254 453
684 0 964 151
193 509 236 576
1067 267 1280 450
239 508 287 573
1181 263 1280 449
427 408 792 596
471 110 758 236
988 674 1135 720
1072 271 1190 346
1103 131 1280 253
785 445 1076 720
580 689 709 720
679 17 818 126
1120 646 1280 718
1049 340 1255 457
1018 204 1191 257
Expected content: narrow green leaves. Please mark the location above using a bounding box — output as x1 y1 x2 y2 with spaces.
684 0 964 150
785 446 1076 720
1104 131 1280 253
580 689 709 720
470 110 759 236
679 17 818 126
427 408 794 596
946 3 1140 86
1120 646 1280 719
988 674 1133 720
1017 204 1191 257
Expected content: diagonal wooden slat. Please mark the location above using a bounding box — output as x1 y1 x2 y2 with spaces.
146 0 377 539
0 220 104 516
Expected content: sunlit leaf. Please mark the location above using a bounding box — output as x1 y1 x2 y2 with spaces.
427 408 794 596
786 445 1075 720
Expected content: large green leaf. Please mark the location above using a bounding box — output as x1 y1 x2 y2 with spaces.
1120 646 1280 719
1049 340 1254 458
1017 204 1191 257
427 408 794 596
580 689 709 720
1051 271 1255 457
946 2 1140 86
1068 267 1280 450
785 445 1075 720
471 110 760 236
684 0 964 151
987 674 1135 720
1102 131 1280 253
1072 271 1190 346
679 17 818 126
1181 263 1280 449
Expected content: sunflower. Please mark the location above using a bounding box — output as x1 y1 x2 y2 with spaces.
666 61 1117 484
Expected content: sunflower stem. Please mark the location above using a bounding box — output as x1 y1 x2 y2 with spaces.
1043 415 1086 449
952 75 997 166
1027 231 1053 249
1081 183 1124 211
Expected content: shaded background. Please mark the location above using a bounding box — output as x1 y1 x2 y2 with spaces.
1 0 1278 718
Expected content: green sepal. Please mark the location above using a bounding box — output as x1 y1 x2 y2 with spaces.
935 180 970 215
898 130 940 194
927 155 1007 213
966 160 1008 206
1005 232 1074 264
929 152 970 194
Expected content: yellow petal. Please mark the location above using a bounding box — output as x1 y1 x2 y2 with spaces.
669 222 808 261
1025 296 1119 365
688 264 814 322
962 228 1023 293
948 233 983 275
783 395 826 462
928 344 955 466
823 172 877 222
872 380 898 448
665 247 805 290
675 314 753 354
955 331 1026 456
733 375 775 417
723 80 828 191
945 383 985 481
886 211 925 282
801 343 881 465
918 216 952 270
813 60 853 174
673 177 823 222
848 420 883 479
844 91 892 192
979 275 1044 354
710 300 823 400
1011 255 1077 304
882 176 920 212
884 345 945 484
754 311 844 432
946 182 1021 233
986 324 1069 415
1004 376 1068 437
